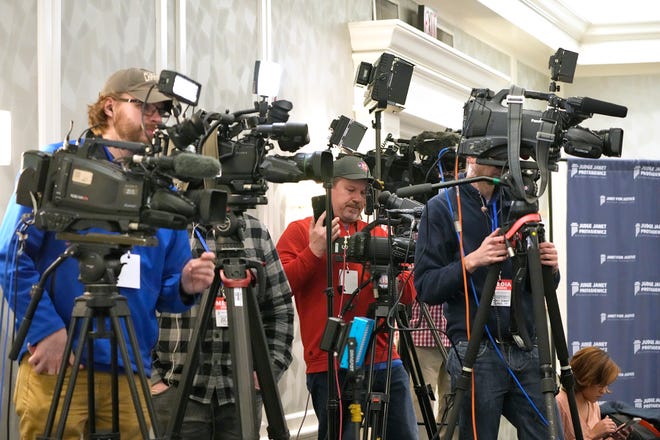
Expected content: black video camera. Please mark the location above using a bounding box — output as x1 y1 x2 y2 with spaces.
331 191 422 267
363 130 463 203
459 88 625 163
458 48 627 205
15 138 226 234
16 138 226 233
157 75 332 208
333 232 415 268
14 70 231 235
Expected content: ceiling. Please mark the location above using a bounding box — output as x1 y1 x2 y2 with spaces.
427 0 660 77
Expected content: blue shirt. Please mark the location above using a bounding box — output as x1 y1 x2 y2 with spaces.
0 142 194 375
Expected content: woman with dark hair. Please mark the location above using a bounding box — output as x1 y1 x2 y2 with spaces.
557 346 629 440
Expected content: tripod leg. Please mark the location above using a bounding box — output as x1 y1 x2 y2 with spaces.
42 311 92 439
362 303 394 440
542 264 584 440
245 265 290 440
443 262 502 440
165 275 222 437
397 305 438 439
110 301 161 439
223 266 260 440
526 231 561 440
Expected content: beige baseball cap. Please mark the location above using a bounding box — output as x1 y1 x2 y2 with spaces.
100 68 171 103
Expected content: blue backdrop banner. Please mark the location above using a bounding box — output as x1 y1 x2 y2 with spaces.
566 158 660 410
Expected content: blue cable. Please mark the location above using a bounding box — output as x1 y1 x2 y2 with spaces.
436 150 548 426
194 227 211 252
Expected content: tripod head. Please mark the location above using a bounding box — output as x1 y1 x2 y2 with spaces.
58 232 157 285
9 231 157 361
205 209 246 257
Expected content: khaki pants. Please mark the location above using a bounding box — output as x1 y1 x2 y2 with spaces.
411 346 457 440
14 358 149 439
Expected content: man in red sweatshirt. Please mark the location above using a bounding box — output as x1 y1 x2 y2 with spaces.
276 155 418 439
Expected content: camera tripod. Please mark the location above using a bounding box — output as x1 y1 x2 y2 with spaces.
10 232 163 439
442 208 583 440
163 211 289 440
333 262 440 440
398 298 451 440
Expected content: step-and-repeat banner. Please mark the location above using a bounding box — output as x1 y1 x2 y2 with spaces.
566 158 660 408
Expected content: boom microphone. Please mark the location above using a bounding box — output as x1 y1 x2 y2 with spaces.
133 153 221 179
566 96 628 118
394 184 435 199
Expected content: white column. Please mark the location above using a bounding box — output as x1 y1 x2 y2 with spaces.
37 0 62 146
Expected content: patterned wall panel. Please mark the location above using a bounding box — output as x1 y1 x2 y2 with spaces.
185 0 259 111
0 0 39 210
60 0 160 139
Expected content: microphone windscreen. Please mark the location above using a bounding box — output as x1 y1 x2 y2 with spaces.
577 97 628 118
396 183 433 199
173 153 221 178
412 131 460 157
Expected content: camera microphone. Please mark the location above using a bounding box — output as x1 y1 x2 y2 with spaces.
378 191 424 217
410 130 461 157
132 153 221 179
566 96 628 118
365 189 374 215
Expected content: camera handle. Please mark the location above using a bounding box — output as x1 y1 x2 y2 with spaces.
9 243 79 361
442 214 582 440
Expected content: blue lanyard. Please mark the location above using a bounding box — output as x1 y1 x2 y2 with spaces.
490 198 499 231
194 227 211 252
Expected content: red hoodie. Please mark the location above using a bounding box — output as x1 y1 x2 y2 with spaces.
276 216 415 373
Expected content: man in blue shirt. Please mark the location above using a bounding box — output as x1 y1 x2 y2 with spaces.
0 68 216 439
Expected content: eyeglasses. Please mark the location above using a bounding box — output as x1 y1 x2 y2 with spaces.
115 97 170 118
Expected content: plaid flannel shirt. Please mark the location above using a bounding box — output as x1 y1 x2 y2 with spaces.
152 213 294 405
410 302 451 348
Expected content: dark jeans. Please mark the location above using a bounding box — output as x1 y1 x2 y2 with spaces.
447 340 562 440
307 363 418 440
152 386 262 440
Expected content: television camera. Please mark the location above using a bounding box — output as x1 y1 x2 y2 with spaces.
458 48 627 207
333 190 422 268
459 88 625 163
362 130 463 204
157 72 332 209
15 139 226 235
12 70 233 236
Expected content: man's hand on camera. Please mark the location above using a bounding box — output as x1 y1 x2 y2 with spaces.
180 251 216 295
308 214 340 258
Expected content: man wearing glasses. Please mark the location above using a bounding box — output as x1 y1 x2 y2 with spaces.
88 67 172 152
0 67 216 439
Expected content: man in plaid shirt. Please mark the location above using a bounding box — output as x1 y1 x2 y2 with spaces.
409 301 455 439
150 213 294 439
